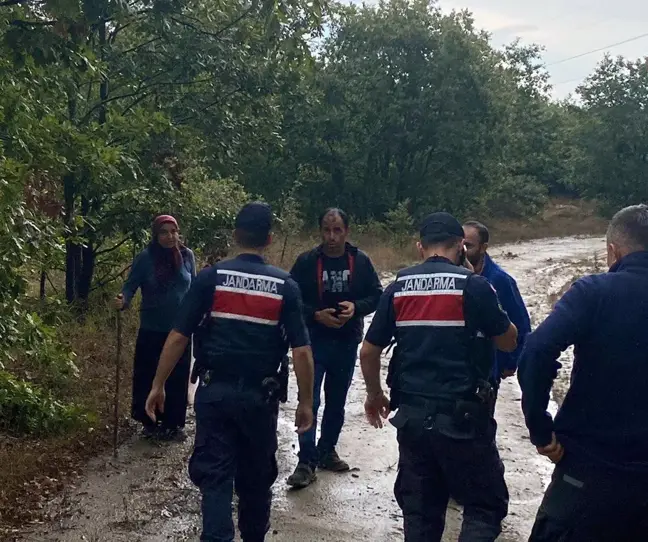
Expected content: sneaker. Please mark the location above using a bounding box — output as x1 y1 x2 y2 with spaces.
157 427 188 442
287 463 317 489
141 425 158 440
318 449 350 472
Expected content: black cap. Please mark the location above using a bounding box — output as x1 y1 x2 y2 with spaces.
419 212 464 242
234 202 273 234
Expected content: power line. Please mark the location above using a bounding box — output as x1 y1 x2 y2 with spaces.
553 76 585 86
547 32 648 67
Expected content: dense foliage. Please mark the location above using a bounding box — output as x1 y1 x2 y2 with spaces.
566 56 648 214
0 0 644 434
0 0 322 433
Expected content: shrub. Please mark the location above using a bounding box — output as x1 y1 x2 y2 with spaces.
384 200 414 248
478 175 548 219
0 371 88 437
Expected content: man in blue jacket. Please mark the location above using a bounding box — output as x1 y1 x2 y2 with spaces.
518 204 648 541
463 221 531 406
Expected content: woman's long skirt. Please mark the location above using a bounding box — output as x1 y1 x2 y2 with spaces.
131 328 191 431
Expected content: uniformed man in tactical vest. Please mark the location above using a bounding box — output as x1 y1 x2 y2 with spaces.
359 211 518 542
145 202 315 542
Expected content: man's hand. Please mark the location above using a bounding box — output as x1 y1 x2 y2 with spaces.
501 369 516 379
145 385 165 423
315 308 343 329
295 401 314 435
365 391 390 429
115 294 125 311
537 432 564 464
337 301 356 324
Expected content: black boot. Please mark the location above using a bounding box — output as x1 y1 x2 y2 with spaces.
318 449 350 472
287 463 317 489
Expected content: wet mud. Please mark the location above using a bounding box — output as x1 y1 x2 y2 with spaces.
17 236 605 542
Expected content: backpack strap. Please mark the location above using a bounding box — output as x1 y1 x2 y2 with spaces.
347 252 355 286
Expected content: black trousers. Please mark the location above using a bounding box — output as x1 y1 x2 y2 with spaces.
529 454 648 542
132 328 191 430
189 380 279 542
395 424 509 542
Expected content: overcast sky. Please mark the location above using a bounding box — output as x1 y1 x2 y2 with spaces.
436 0 648 99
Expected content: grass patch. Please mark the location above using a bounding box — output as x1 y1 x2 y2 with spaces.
485 198 607 244
267 198 607 274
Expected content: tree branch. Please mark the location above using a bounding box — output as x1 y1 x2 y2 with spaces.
86 73 218 121
0 0 31 6
109 22 129 43
80 90 142 124
10 18 55 26
91 8 151 32
175 87 243 124
46 273 59 296
95 236 130 256
91 265 131 291
109 6 156 43
78 70 164 123
119 36 162 55
170 6 254 40
170 16 220 38
121 91 153 115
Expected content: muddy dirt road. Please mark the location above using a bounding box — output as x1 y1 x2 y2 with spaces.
19 236 605 542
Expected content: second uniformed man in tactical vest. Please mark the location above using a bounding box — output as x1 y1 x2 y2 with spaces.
145 202 315 542
359 212 518 542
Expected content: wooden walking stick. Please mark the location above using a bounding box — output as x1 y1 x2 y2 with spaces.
113 309 123 458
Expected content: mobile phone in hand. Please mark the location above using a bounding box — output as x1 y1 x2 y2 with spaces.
458 245 467 266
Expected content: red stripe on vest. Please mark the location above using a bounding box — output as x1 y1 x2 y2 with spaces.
394 294 464 323
212 290 282 322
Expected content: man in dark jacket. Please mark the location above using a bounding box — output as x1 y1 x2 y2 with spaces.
518 204 648 541
287 208 383 488
464 221 531 407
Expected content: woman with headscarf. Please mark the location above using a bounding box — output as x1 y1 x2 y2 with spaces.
115 215 196 441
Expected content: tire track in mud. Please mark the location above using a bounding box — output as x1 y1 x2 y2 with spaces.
17 236 605 542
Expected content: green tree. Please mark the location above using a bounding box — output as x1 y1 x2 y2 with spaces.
238 0 555 222
569 55 648 214
1 0 324 307
276 183 304 265
384 199 413 248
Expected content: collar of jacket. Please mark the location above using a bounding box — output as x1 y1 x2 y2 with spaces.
482 252 494 276
423 255 454 265
482 252 505 279
609 250 648 273
316 242 359 257
236 253 265 264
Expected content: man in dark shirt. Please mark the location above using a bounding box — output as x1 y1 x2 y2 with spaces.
360 212 518 542
519 204 648 541
145 202 315 542
287 208 383 488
